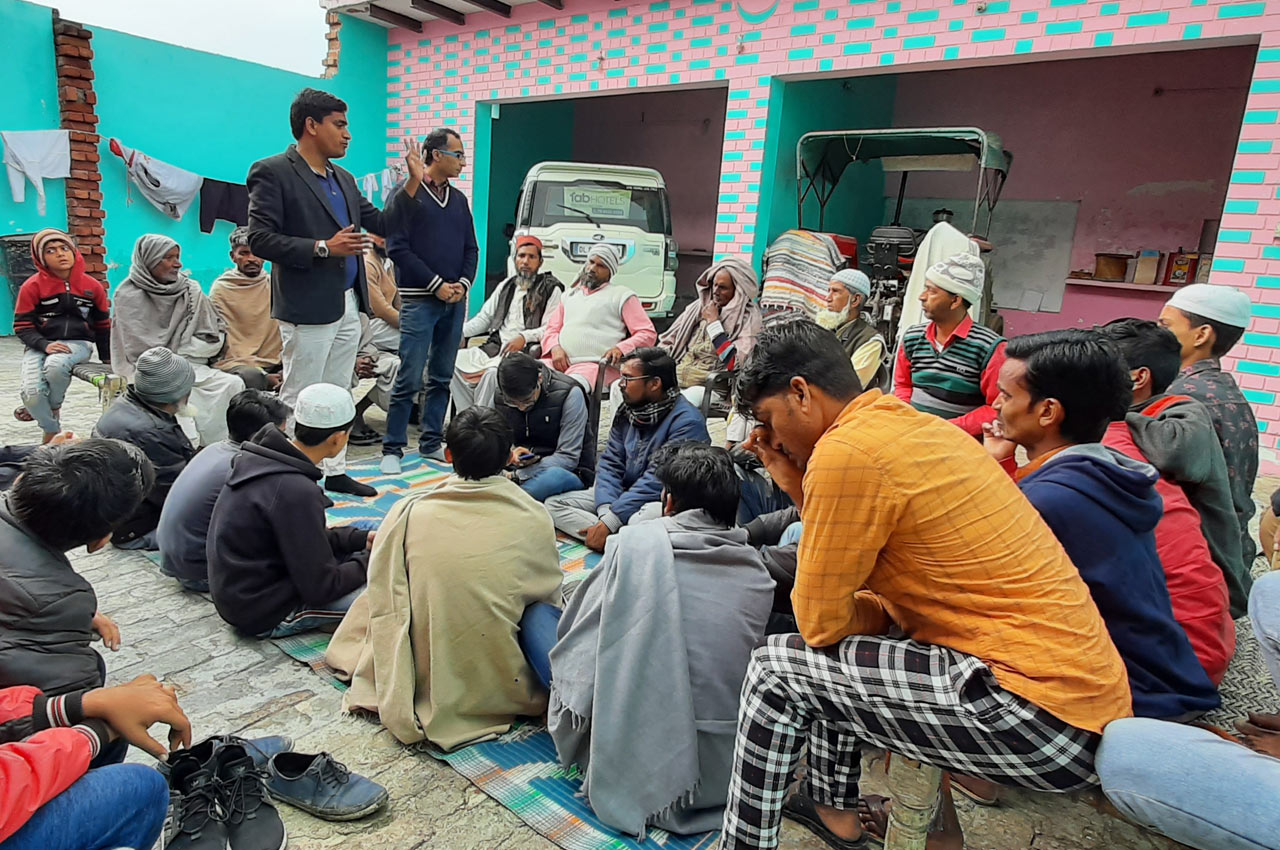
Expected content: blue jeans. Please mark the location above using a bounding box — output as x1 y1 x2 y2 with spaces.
1097 717 1280 850
2 762 168 850
383 298 464 457
520 466 584 503
518 602 562 690
20 340 93 434
265 584 365 638
1250 570 1280 687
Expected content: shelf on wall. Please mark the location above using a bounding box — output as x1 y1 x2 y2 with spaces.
1064 278 1186 293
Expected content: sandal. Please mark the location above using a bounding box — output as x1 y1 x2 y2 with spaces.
783 792 880 849
12 406 32 423
855 795 891 843
951 775 1000 807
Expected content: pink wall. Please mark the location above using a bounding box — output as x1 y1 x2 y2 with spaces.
571 88 727 256
891 46 1254 273
1002 284 1167 337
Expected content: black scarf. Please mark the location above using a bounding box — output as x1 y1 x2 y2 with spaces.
622 387 680 427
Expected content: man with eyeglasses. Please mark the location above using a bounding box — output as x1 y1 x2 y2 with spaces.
493 352 593 503
382 127 479 474
545 347 709 552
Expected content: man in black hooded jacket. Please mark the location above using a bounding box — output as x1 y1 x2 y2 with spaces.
207 383 370 637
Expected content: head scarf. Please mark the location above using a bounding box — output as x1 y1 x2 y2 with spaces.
110 234 226 379
659 257 763 362
925 252 986 306
830 268 871 300
586 244 620 279
1166 283 1252 329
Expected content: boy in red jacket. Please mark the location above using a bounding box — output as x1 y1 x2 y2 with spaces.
13 229 111 442
0 674 189 849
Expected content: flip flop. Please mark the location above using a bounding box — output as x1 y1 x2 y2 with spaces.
951 776 1000 807
12 406 32 423
855 794 891 843
783 792 880 850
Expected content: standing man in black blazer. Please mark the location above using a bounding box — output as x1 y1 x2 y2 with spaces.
247 88 422 497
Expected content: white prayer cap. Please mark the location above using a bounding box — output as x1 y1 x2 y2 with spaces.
294 383 355 429
925 252 986 306
1166 283 1252 329
586 244 620 278
829 268 871 299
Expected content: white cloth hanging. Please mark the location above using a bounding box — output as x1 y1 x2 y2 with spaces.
1 130 70 216
360 172 379 203
108 138 202 221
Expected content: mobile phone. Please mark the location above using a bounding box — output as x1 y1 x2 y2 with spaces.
518 452 537 462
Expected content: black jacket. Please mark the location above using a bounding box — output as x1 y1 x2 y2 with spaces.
745 507 800 616
92 388 195 544
246 146 405 326
0 494 103 695
207 425 369 635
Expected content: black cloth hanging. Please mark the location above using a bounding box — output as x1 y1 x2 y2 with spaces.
199 179 250 233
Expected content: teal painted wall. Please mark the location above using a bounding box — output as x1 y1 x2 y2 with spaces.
91 15 389 295
0 0 67 325
480 99 577 296
760 75 897 255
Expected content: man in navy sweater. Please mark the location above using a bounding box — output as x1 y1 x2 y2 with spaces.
382 128 479 474
984 329 1220 722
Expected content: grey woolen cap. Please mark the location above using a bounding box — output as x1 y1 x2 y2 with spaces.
133 347 195 404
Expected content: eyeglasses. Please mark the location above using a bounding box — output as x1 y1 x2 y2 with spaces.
436 149 466 162
617 373 652 386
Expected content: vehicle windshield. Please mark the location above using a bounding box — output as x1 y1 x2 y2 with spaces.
525 179 670 235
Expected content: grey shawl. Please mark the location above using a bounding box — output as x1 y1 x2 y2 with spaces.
110 234 225 378
548 510 775 837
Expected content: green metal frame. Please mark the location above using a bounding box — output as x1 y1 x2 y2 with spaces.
796 126 1012 237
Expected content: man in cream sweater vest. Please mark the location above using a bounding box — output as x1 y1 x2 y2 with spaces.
539 245 656 390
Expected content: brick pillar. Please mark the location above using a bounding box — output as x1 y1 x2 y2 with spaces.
52 14 106 280
322 11 341 79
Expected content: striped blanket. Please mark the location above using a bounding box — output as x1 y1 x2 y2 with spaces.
759 229 843 322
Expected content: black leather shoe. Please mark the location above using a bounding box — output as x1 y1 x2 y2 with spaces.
324 474 377 498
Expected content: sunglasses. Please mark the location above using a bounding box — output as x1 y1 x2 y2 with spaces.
436 149 466 161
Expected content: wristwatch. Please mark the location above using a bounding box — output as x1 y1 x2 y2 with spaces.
314 240 330 258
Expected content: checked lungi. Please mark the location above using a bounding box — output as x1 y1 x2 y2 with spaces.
719 633 1101 850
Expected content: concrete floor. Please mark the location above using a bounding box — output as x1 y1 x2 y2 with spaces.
4 334 1258 850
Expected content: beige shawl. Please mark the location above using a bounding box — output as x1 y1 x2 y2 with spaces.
210 269 281 370
326 475 563 751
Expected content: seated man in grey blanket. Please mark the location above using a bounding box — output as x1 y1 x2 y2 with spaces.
519 442 775 836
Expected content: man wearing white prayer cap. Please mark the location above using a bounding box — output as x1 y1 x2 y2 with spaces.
892 252 1006 436
814 268 887 389
538 244 657 390
207 382 372 638
1160 283 1260 571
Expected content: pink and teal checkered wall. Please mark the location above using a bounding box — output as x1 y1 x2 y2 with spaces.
384 0 1280 468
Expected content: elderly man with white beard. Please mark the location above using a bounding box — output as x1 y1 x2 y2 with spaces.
537 244 656 390
813 268 887 390
451 235 565 412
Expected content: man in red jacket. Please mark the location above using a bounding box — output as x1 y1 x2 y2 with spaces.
0 674 190 849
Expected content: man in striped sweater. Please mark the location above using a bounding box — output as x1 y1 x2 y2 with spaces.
893 252 1005 436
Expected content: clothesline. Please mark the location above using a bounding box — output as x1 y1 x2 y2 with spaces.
1 128 403 234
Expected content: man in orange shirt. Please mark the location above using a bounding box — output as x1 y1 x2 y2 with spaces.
718 321 1131 850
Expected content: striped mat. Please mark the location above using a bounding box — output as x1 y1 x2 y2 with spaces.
273 453 713 850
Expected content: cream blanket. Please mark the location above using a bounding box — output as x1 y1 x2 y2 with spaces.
326 475 562 751
210 269 281 370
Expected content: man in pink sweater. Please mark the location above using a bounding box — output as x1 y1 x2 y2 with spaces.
541 245 656 389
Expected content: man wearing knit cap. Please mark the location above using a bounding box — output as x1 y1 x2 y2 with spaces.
893 252 1006 436
539 244 657 391
814 268 887 390
93 347 197 549
1160 283 1260 574
208 382 372 638
210 226 281 392
450 234 565 412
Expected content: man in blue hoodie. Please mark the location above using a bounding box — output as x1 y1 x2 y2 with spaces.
983 329 1219 722
545 347 709 552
